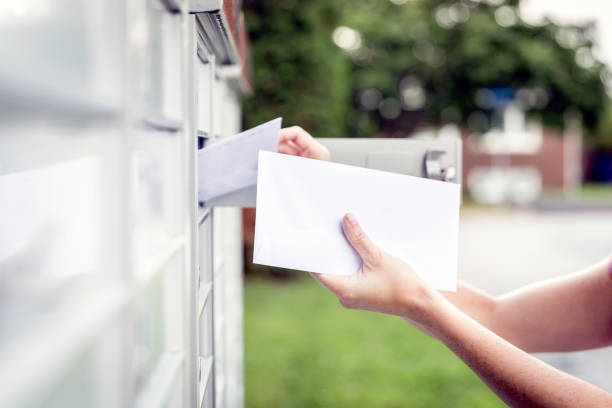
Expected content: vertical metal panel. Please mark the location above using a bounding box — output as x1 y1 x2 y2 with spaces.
195 29 216 407
184 12 200 408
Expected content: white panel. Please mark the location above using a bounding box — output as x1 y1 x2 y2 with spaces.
131 129 183 265
197 59 213 135
208 72 245 407
0 0 126 116
0 1 246 407
135 351 185 408
0 156 109 345
199 300 214 359
130 0 183 121
198 357 214 408
198 214 213 285
132 270 167 396
222 208 245 408
0 157 101 277
0 285 128 408
19 343 99 408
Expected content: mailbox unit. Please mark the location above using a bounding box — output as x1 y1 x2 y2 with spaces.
0 1 248 407
0 1 461 407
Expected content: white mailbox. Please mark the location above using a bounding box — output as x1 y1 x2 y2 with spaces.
0 1 247 408
0 1 461 408
204 137 462 208
320 137 461 184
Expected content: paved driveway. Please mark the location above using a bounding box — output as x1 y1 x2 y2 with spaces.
457 208 612 391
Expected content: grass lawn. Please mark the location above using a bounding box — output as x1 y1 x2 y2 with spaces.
244 277 503 408
580 183 612 201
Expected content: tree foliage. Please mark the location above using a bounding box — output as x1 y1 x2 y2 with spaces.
242 0 350 138
243 0 609 141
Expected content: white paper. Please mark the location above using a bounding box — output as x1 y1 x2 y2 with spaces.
197 118 281 203
253 151 460 291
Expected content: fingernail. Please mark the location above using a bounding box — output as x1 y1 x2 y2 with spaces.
345 213 357 226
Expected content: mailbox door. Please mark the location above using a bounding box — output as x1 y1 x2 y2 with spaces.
206 137 462 208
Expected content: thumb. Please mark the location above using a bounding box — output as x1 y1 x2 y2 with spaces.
342 214 381 266
310 272 348 293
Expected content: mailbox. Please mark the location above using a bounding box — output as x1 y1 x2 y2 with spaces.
320 137 461 184
0 0 462 407
0 2 247 408
205 137 462 208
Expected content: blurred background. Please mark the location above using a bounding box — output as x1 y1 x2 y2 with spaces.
241 0 612 407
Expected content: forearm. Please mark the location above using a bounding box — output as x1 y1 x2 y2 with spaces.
318 215 612 405
428 296 612 407
491 257 612 352
441 282 497 326
443 258 612 352
440 283 523 347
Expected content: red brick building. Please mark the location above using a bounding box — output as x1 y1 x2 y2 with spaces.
461 124 582 203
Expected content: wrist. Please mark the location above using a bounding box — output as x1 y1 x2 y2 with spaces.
399 286 451 329
426 296 464 342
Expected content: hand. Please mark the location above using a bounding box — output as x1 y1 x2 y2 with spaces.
312 214 446 328
278 126 331 161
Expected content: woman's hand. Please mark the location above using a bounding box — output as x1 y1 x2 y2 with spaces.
315 215 612 407
312 213 446 328
278 126 331 161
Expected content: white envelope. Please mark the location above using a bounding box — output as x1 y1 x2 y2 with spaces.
253 151 460 291
197 118 281 203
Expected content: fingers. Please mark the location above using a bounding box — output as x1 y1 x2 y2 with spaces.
279 126 313 151
279 126 331 161
342 213 382 267
278 142 299 156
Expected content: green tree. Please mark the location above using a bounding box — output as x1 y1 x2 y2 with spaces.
243 0 350 138
342 0 607 137
243 0 609 142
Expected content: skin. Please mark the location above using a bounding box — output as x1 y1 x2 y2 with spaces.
443 266 612 354
278 126 612 407
278 126 331 161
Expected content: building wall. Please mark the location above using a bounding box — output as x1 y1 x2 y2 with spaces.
462 128 575 189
